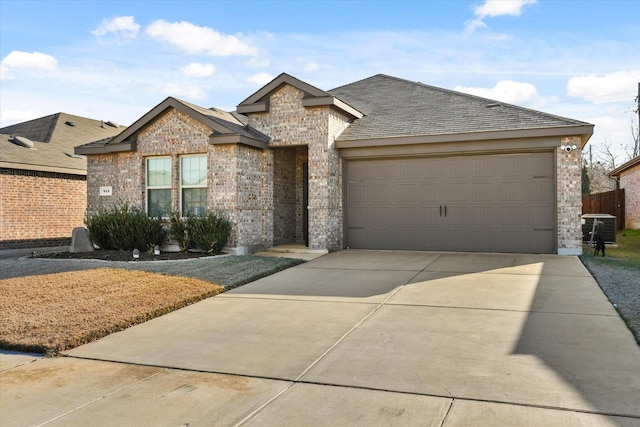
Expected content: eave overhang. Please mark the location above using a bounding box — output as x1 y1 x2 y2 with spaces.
75 138 137 155
209 133 270 150
336 124 594 150
608 155 640 177
0 161 86 176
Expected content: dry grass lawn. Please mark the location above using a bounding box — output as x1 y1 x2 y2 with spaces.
0 268 223 355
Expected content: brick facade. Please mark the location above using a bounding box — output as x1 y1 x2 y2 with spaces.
557 136 583 255
82 77 588 255
0 169 86 248
619 163 640 229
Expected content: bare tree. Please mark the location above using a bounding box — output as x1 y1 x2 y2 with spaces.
586 141 618 193
595 140 619 170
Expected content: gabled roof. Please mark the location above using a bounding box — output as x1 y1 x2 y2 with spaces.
608 155 640 177
329 74 594 147
76 97 270 155
237 73 363 119
0 113 123 175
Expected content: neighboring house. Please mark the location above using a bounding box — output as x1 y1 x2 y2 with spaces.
0 113 123 249
76 73 593 255
609 155 640 229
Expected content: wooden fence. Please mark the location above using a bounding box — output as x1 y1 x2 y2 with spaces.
582 189 625 230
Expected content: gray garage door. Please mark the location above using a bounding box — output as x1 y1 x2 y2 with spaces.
345 153 555 253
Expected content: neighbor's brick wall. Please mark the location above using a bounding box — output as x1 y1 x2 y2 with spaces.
619 163 640 229
557 136 583 254
0 169 86 248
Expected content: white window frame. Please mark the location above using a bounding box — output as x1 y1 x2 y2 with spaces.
180 154 208 217
145 156 172 218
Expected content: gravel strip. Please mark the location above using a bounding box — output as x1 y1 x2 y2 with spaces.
580 256 640 345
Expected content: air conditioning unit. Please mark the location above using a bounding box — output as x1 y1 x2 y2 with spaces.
582 214 617 243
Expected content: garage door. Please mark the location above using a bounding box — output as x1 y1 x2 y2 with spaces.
345 153 555 253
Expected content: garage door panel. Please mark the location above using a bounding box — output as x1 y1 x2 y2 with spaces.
345 153 555 254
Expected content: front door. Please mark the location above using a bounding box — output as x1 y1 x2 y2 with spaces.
303 162 309 247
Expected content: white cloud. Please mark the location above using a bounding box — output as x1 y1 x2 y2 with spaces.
1 51 58 79
248 72 274 85
91 16 140 41
465 0 537 33
161 83 207 100
146 20 258 56
180 62 216 78
304 62 319 72
455 80 544 106
0 109 44 127
0 51 58 80
567 70 640 104
475 0 537 18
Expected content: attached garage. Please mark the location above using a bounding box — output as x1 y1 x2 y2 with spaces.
345 152 555 254
330 74 593 255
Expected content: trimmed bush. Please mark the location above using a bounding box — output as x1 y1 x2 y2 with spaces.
169 210 232 254
86 202 167 251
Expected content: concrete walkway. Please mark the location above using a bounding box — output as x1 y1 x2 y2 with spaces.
2 251 639 426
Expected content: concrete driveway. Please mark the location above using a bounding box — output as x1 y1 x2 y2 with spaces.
2 251 639 426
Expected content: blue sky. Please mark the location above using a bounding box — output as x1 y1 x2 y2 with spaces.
1 0 639 163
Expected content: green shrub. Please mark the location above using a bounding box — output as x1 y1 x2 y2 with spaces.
169 210 232 254
169 211 190 252
86 202 167 251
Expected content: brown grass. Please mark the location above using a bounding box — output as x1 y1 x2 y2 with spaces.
0 268 223 355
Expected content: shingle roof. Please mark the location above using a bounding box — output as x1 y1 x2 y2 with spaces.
329 74 593 142
175 98 269 142
0 113 124 174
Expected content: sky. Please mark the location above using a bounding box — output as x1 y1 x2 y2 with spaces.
1 0 639 165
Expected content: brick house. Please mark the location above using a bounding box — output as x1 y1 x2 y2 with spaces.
76 73 593 255
609 155 640 229
0 113 123 249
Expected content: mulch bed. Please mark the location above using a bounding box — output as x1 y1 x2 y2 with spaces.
35 249 216 262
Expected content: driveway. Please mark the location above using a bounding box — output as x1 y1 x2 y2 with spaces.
2 251 639 426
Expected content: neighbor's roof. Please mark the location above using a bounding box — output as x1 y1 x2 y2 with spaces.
0 113 124 175
329 74 594 145
76 97 270 155
608 155 640 177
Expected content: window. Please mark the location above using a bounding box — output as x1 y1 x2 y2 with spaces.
181 155 207 216
146 157 171 217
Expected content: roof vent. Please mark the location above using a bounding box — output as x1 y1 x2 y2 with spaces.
10 135 35 148
105 120 119 128
486 103 501 108
65 121 76 126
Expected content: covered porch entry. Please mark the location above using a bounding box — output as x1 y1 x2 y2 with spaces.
271 146 309 247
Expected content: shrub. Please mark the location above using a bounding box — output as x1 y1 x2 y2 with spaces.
169 210 232 254
169 211 190 252
86 202 167 251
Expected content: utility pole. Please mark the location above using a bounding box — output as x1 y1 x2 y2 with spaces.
635 82 640 158
636 82 639 125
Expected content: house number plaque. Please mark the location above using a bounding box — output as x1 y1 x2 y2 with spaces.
99 186 113 197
